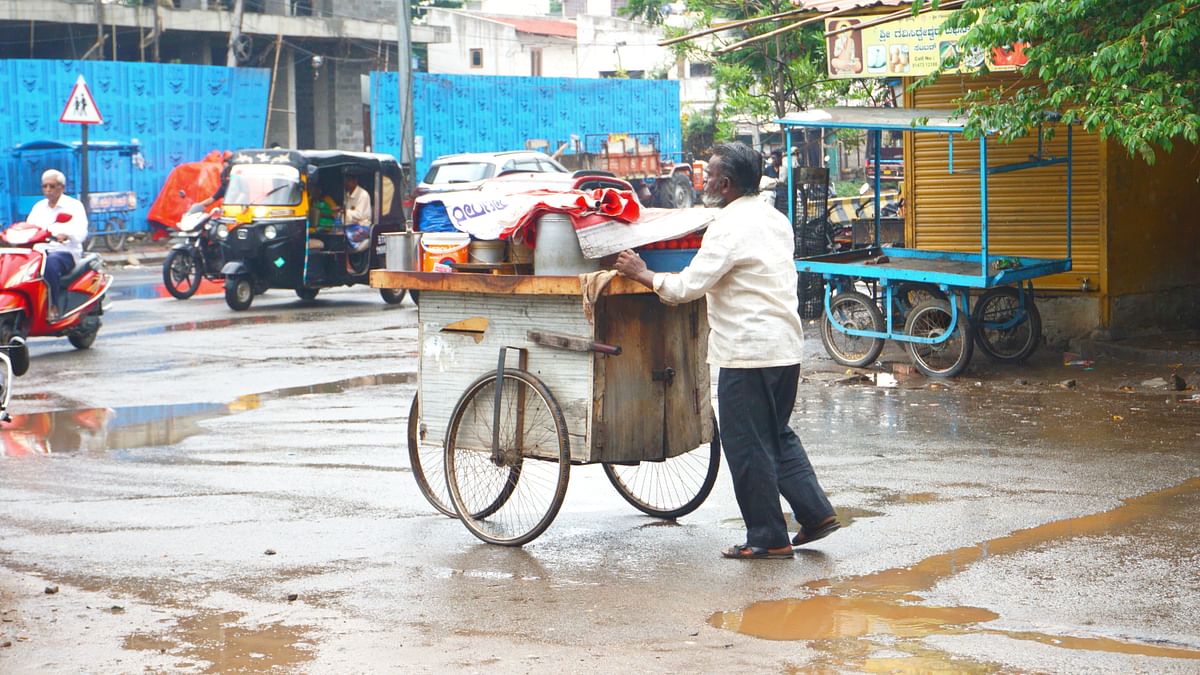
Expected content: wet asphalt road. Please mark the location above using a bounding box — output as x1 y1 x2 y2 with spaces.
1 264 1199 673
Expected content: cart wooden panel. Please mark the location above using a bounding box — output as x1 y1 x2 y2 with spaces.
372 270 713 465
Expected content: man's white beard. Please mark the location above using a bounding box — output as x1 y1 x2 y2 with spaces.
701 192 723 208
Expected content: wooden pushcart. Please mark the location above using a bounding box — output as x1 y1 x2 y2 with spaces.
371 271 720 546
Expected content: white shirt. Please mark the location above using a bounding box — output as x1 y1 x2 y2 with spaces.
27 194 89 263
345 185 372 226
652 195 805 369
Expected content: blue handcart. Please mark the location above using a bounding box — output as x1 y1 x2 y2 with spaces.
781 107 1073 377
10 139 143 252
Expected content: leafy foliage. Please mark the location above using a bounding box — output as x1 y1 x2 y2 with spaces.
916 0 1200 163
622 1 891 141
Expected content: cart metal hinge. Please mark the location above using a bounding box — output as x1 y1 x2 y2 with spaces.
652 367 675 384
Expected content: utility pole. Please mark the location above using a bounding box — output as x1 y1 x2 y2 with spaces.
397 0 415 199
227 0 245 67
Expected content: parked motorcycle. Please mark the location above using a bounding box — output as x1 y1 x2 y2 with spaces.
0 216 113 377
162 203 224 300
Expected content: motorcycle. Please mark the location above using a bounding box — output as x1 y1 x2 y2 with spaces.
162 202 224 300
0 215 113 377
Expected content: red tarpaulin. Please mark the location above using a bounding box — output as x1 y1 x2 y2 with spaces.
146 150 228 239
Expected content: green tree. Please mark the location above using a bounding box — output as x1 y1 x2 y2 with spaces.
623 1 890 143
917 0 1200 163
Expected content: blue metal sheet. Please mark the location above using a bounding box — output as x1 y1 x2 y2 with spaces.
371 72 683 182
0 59 269 230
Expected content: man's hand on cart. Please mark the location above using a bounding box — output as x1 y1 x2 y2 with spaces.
614 249 654 289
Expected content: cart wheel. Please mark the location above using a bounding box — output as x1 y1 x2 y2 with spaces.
972 286 1042 363
821 290 885 367
891 282 945 320
295 287 319 301
103 231 128 253
407 394 456 517
603 415 720 519
445 368 570 546
904 299 974 377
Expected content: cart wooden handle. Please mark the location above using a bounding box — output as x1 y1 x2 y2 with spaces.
526 330 622 356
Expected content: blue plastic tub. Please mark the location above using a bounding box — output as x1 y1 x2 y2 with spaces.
639 248 698 273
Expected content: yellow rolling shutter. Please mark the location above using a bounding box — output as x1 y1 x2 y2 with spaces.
909 74 1101 290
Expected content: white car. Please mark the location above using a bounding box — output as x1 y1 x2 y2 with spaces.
416 151 569 197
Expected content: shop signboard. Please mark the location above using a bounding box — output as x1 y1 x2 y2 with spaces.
826 10 1029 79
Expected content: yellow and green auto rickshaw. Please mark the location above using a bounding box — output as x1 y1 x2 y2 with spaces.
216 149 407 311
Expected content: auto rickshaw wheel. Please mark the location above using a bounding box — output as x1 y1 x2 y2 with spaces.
380 288 407 305
296 287 319 301
225 277 254 311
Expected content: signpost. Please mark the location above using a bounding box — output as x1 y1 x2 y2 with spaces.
59 74 104 218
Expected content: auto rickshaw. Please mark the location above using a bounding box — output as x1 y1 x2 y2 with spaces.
215 149 408 311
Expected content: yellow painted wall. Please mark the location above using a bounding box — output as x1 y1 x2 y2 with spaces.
1105 141 1200 296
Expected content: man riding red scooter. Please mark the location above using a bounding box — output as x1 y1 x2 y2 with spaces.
0 169 112 376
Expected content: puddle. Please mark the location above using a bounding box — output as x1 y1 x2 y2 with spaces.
712 478 1200 664
123 611 315 672
0 372 413 456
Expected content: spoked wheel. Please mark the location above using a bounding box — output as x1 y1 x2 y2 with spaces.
225 277 253 311
380 288 407 305
407 395 456 518
891 282 945 319
445 368 570 546
904 299 974 377
603 415 721 519
103 231 128 253
295 287 319 301
972 286 1042 363
821 290 885 367
163 248 202 300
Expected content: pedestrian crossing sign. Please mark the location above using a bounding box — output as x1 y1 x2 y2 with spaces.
59 75 104 125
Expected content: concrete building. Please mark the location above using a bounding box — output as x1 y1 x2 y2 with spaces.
423 6 715 114
0 0 447 151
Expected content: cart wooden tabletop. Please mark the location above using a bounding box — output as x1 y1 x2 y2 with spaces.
370 270 653 296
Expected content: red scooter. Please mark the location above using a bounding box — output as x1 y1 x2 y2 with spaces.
0 214 113 377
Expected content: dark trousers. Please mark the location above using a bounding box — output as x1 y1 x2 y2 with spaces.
44 251 74 312
718 364 834 549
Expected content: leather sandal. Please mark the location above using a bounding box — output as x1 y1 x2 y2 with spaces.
721 543 794 560
792 515 839 548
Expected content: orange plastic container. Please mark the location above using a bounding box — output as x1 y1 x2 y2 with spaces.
420 232 470 272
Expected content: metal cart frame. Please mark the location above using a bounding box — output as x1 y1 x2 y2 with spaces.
371 270 721 546
781 107 1074 377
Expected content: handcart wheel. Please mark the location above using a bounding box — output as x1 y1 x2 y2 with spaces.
104 232 128 253
972 286 1042 363
445 368 570 546
821 290 885 367
407 394 456 518
603 415 721 519
891 282 945 318
904 298 974 377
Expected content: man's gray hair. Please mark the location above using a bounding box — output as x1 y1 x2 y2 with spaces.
41 169 66 186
